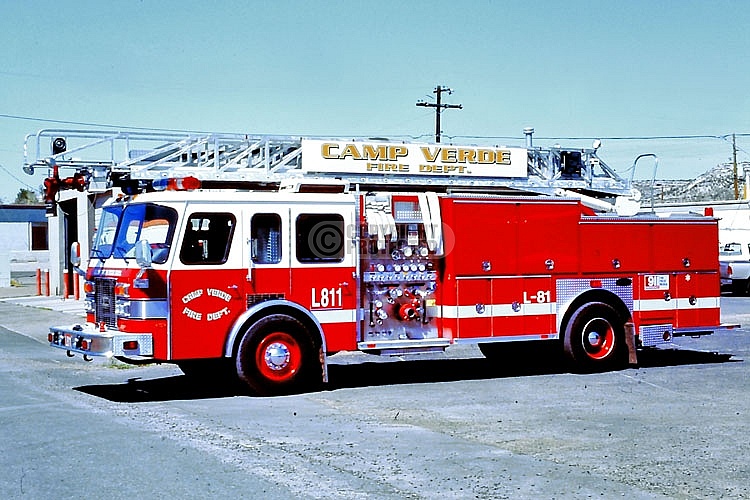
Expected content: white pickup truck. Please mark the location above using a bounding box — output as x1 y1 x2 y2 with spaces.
720 231 750 295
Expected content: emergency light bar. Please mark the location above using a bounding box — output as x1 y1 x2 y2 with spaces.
151 176 202 191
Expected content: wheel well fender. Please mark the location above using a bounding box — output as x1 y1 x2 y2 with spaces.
557 289 632 335
223 300 327 362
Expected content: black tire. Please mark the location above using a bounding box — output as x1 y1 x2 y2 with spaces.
563 302 626 371
731 279 750 296
235 314 321 396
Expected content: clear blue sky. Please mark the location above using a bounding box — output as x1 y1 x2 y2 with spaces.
1 0 748 202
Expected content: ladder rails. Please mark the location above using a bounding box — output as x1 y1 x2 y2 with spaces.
23 128 637 199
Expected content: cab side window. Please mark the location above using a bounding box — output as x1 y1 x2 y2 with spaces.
251 213 282 264
180 212 235 265
296 213 345 263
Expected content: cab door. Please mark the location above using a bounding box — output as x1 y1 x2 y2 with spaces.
169 206 247 359
246 208 291 298
289 201 358 352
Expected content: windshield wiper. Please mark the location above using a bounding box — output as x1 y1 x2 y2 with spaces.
114 245 132 263
90 248 109 261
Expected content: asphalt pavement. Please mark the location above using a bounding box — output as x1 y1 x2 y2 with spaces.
0 287 748 499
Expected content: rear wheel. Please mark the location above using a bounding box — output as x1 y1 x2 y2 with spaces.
235 314 321 396
563 302 626 371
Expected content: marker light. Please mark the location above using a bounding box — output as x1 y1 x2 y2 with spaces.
122 340 139 351
114 282 130 297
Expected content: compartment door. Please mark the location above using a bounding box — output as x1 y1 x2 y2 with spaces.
456 278 492 339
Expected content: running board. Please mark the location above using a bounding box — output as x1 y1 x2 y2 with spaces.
358 339 450 356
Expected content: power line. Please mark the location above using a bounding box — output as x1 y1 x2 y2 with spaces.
448 133 750 141
2 111 750 144
0 162 37 190
0 113 195 133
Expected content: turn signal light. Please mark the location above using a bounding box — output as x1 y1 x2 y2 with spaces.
114 282 130 297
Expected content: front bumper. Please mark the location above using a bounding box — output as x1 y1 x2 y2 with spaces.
49 324 153 358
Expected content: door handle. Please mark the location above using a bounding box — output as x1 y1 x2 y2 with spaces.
227 284 242 299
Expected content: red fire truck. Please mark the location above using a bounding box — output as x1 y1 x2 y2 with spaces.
25 130 727 395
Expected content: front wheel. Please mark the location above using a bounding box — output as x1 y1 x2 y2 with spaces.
235 314 321 396
563 302 626 371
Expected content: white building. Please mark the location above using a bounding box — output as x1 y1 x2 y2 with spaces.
0 204 49 287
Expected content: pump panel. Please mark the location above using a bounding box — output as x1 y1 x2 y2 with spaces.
361 195 440 343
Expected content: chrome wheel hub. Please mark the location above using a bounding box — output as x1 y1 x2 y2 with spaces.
264 342 291 371
587 331 603 347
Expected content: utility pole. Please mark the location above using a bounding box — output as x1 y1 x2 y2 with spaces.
416 85 462 143
733 133 739 200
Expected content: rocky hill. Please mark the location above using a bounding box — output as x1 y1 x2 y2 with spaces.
634 162 750 204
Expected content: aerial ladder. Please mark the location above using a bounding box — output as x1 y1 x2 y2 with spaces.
22 128 642 215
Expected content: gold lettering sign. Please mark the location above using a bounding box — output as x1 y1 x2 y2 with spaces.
304 139 527 178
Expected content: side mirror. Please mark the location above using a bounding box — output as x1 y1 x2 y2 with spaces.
70 242 81 267
70 242 87 276
135 240 153 268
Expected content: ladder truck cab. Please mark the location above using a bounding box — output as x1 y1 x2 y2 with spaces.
25 130 730 395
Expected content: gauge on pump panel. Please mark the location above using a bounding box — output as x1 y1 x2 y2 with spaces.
419 246 429 257
376 264 385 272
402 246 413 258
393 264 402 272
418 263 426 272
391 250 402 261
410 264 418 272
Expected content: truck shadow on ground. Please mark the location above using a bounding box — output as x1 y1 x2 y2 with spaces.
75 348 738 403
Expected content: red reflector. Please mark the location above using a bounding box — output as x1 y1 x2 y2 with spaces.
123 341 139 350
704 207 714 217
48 333 53 342
590 280 603 288
80 340 89 350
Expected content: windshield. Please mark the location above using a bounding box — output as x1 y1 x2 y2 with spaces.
91 206 122 258
91 203 178 264
720 242 745 257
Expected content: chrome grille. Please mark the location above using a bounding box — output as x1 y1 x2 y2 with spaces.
94 277 117 328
